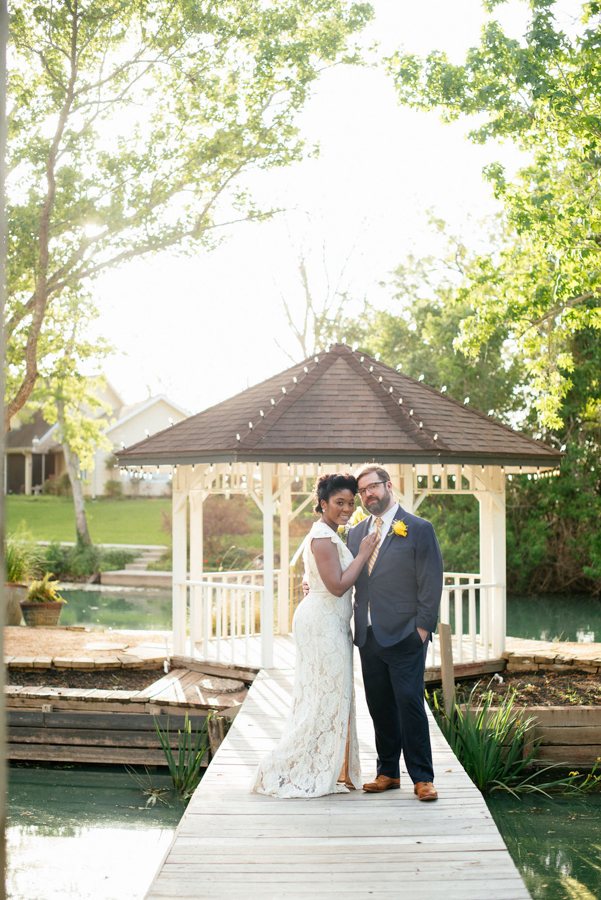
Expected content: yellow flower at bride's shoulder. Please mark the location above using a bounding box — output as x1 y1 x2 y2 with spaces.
349 507 369 525
392 520 408 537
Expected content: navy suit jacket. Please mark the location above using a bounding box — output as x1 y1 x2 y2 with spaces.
346 504 443 648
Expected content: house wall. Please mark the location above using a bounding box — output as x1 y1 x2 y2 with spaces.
88 398 186 498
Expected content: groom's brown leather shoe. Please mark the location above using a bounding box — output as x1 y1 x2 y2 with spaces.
414 781 438 801
363 775 400 793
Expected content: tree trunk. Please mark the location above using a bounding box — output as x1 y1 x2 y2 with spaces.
62 444 91 546
62 442 92 546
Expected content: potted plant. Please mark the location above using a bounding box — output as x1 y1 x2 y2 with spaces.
4 536 36 626
20 573 66 627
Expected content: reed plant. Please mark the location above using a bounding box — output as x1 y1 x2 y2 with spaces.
4 535 42 583
430 684 601 796
154 713 211 800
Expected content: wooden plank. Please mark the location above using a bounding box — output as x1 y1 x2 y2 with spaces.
131 670 184 702
525 706 601 726
534 744 601 763
171 655 259 682
6 743 201 766
534 724 601 745
7 726 185 749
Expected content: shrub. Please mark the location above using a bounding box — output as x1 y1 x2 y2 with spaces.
104 479 124 500
39 542 135 580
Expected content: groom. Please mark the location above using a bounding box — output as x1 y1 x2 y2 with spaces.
346 464 443 801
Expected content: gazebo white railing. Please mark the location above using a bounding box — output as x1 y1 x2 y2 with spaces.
174 564 504 669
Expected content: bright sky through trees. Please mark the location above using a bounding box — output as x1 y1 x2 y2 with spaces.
90 0 581 423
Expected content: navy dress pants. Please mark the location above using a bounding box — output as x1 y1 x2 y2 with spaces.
359 626 434 784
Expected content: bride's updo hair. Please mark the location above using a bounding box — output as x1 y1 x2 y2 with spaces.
313 473 358 515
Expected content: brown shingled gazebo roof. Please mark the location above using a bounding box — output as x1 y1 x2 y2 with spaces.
117 343 561 468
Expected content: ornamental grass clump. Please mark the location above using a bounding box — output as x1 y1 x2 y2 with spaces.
430 684 601 796
5 535 42 583
431 685 539 793
154 713 211 801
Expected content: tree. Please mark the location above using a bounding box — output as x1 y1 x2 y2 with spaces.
386 0 601 427
34 293 113 544
337 217 525 421
278 245 355 360
5 0 373 429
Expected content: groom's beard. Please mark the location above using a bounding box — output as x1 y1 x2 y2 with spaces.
364 493 394 517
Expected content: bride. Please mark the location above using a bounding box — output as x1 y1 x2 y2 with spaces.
251 473 378 798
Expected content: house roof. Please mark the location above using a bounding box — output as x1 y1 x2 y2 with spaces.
106 394 189 435
117 343 562 468
5 411 55 452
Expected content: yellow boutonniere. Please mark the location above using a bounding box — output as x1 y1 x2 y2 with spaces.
388 519 408 537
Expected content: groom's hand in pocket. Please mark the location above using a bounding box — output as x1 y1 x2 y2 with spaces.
417 627 428 643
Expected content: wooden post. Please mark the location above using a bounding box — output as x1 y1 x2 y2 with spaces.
438 622 455 719
172 473 188 657
261 462 274 668
278 477 291 634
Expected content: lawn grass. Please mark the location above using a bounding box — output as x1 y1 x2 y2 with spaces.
6 495 171 546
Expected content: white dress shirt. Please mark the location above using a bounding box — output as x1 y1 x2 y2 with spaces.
366 501 399 625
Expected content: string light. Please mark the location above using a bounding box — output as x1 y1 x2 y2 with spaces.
419 421 423 429
248 422 253 429
396 364 402 371
441 385 447 393
236 434 241 441
260 410 264 417
378 376 383 382
360 356 364 362
303 366 309 373
398 398 403 405
281 386 286 394
418 374 424 381
270 398 275 405
293 376 297 383
389 386 393 393
463 397 469 405
409 409 414 416
369 366 374 372
375 353 380 361
433 433 438 441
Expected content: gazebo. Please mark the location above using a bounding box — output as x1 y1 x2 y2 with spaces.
117 343 562 668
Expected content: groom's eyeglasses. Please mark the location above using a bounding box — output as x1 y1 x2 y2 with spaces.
357 481 387 497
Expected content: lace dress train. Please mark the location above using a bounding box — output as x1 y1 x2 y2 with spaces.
251 521 361 798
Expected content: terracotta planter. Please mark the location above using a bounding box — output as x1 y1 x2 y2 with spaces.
5 583 27 626
20 600 64 627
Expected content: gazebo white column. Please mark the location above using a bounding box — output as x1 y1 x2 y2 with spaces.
172 469 188 656
261 462 275 668
189 469 205 647
278 477 291 635
477 467 506 656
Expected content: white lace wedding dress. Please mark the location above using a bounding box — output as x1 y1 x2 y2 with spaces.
251 520 361 798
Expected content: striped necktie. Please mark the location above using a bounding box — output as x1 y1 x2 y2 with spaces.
367 517 384 575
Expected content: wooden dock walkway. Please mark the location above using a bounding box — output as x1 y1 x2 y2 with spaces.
146 639 530 900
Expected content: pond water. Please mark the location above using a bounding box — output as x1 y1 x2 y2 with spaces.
487 791 601 900
7 765 184 900
507 594 601 644
58 586 172 631
56 585 601 643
